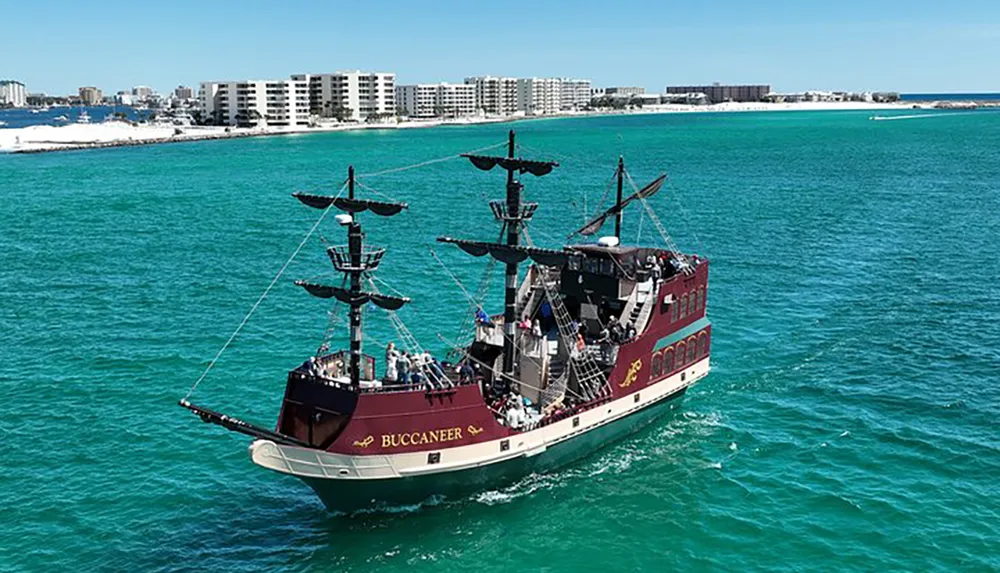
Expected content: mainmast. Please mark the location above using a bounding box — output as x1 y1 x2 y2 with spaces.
292 168 410 390
439 130 558 383
502 131 520 376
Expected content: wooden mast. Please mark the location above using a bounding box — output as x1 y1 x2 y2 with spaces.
502 130 520 380
347 165 363 390
615 156 624 240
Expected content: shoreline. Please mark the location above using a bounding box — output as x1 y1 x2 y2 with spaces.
0 101 937 155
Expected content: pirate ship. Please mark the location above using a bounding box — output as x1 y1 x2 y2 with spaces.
180 131 711 511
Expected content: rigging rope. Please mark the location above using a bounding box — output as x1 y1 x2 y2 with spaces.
182 181 348 401
429 247 483 309
356 141 507 178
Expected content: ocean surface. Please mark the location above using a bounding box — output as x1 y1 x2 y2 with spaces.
1 109 998 572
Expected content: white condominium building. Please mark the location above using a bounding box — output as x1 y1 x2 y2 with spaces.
396 83 475 118
516 77 562 115
0 80 27 107
199 79 310 127
464 76 518 115
199 71 395 126
559 78 592 110
294 71 396 122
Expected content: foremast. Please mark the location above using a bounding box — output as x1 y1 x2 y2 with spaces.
292 166 410 389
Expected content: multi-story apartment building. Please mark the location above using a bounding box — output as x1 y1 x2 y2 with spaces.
200 71 393 126
78 86 103 105
665 84 771 103
396 83 475 118
464 76 518 115
199 79 310 127
132 86 154 101
174 85 194 100
604 86 645 96
559 78 592 110
294 71 396 122
516 77 562 115
0 80 27 107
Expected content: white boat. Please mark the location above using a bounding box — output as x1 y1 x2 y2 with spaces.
77 110 91 124
54 115 69 122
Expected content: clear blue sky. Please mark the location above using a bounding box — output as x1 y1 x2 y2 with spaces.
2 0 998 95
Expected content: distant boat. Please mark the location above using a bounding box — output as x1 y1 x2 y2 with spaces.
77 110 91 124
0 120 7 127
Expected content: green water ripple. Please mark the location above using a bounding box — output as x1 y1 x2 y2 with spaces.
2 110 999 572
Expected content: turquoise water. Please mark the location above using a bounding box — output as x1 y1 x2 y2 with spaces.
2 110 999 572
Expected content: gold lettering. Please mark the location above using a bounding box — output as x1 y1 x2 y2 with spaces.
378 426 470 449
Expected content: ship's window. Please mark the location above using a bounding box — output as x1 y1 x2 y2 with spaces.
675 343 685 366
687 336 697 363
650 350 663 379
427 452 440 464
664 348 674 373
671 295 680 322
573 416 580 428
688 291 697 316
500 439 510 452
635 393 641 403
697 286 705 311
698 332 708 357
679 295 688 319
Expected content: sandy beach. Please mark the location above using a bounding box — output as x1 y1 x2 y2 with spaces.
0 101 909 154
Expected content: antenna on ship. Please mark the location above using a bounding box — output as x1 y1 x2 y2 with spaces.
292 166 410 389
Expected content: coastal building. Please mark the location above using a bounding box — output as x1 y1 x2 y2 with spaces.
132 86 154 101
516 77 562 115
605 86 645 96
464 76 518 115
0 80 27 107
396 83 475 118
115 91 134 105
559 78 592 110
199 79 311 127
174 85 194 100
591 87 607 99
666 84 771 103
293 71 396 122
78 86 103 106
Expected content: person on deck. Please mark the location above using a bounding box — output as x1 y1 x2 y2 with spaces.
397 351 411 384
625 321 637 342
459 361 475 384
385 342 399 383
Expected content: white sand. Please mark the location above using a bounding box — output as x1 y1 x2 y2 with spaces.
0 102 910 153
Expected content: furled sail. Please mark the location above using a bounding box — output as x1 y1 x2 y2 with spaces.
461 155 558 177
295 281 410 310
292 192 407 216
569 174 667 237
437 237 571 267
